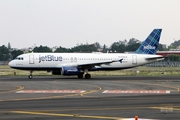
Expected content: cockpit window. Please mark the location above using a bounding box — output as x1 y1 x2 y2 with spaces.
15 57 24 60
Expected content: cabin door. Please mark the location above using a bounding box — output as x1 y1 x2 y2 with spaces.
29 54 34 64
132 55 137 65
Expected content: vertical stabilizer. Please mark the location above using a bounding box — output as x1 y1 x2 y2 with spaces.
135 29 162 54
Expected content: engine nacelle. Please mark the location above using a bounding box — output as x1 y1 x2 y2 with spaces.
61 66 83 76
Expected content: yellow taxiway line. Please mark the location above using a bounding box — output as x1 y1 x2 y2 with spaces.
10 110 124 120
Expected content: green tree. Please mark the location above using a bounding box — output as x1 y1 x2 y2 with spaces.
170 40 180 48
126 38 141 52
167 45 176 50
33 45 52 52
102 44 108 53
158 43 167 51
70 44 98 52
94 42 101 49
128 38 139 45
168 54 180 61
127 43 141 52
0 45 10 61
54 46 70 53
110 40 127 53
11 50 24 59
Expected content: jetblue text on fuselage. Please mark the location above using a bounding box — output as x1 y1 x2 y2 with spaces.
143 45 156 50
39 55 63 63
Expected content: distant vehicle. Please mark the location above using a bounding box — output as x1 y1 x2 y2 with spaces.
9 29 163 79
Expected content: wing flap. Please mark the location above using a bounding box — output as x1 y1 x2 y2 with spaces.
77 59 123 67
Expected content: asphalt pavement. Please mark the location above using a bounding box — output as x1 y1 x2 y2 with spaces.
0 76 180 120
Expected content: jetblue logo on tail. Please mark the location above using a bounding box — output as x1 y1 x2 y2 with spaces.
143 45 156 50
135 29 162 54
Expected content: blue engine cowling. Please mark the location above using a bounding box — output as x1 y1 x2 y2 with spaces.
61 66 83 76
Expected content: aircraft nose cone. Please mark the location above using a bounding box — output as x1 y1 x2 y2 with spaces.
8 61 14 67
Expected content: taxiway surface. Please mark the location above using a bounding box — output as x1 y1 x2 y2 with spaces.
0 76 180 120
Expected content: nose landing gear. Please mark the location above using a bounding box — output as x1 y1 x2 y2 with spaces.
28 70 33 79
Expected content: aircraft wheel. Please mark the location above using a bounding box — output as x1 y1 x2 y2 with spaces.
77 74 83 78
85 74 91 79
28 75 33 79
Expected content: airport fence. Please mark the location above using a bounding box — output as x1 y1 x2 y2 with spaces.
145 61 180 67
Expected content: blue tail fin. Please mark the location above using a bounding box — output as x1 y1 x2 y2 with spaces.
135 29 162 54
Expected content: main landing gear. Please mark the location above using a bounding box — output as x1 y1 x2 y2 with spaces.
85 73 91 79
77 73 91 79
28 70 33 79
77 69 91 79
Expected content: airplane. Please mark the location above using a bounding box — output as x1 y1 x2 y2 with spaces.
9 29 164 79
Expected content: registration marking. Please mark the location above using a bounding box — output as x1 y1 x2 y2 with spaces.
16 90 86 93
102 90 170 94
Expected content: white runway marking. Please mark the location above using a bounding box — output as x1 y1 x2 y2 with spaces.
102 90 170 94
16 90 86 93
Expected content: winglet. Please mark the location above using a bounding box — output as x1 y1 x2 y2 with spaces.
135 29 162 54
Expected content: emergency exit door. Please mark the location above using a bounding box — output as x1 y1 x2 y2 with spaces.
132 55 137 65
29 55 34 64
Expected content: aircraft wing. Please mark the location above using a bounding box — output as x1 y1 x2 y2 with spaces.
56 59 123 69
77 59 123 68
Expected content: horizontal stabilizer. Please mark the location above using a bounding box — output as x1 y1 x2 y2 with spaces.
145 56 164 61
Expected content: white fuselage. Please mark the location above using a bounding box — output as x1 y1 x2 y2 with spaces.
9 52 163 71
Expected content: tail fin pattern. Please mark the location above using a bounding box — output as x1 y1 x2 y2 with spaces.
135 29 162 54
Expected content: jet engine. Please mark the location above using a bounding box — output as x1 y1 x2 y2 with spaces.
61 66 83 76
